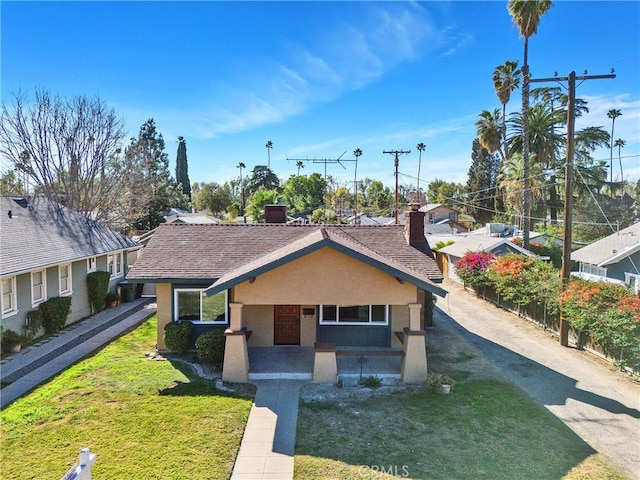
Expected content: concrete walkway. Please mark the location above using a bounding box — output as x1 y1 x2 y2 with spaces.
231 379 307 480
1 298 156 408
437 280 640 479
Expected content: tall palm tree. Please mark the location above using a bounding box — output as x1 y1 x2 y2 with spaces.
476 109 504 161
416 142 426 202
498 153 543 229
296 160 304 176
607 109 622 188
353 148 363 219
507 0 553 248
493 60 521 161
614 138 626 187
265 140 273 169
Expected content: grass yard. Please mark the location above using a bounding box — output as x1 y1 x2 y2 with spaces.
1 316 254 480
294 379 628 480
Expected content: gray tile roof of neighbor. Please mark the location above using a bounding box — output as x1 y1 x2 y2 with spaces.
571 222 640 266
1 196 139 277
126 223 445 296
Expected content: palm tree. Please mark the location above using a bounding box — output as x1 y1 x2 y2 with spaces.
607 109 622 188
498 153 543 230
614 138 626 187
416 143 426 202
507 0 553 248
493 60 521 161
476 109 504 161
296 160 304 176
353 148 363 219
265 140 273 169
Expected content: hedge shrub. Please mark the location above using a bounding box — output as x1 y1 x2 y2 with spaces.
164 321 194 353
40 296 72 333
195 329 226 369
24 310 44 340
87 270 111 314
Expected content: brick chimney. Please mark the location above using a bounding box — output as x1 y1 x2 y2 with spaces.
264 204 287 223
404 203 429 252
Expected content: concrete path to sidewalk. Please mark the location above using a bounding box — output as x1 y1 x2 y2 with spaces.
1 298 156 408
437 280 640 479
231 379 307 480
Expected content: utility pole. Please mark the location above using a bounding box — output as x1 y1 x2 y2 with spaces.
383 150 411 224
530 70 615 347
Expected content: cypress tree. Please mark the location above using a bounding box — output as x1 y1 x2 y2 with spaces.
176 136 191 199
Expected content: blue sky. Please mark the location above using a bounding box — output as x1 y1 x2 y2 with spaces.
2 1 639 193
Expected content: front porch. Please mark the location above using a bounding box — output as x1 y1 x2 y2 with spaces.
247 347 403 383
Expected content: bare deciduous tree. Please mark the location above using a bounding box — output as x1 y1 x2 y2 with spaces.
0 89 127 224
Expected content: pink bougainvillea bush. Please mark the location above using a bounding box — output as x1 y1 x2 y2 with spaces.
454 251 495 288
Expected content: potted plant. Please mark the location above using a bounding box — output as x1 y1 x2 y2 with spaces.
426 372 456 394
1 328 25 354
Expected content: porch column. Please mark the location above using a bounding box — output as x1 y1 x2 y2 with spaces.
156 283 172 351
313 342 337 383
223 302 250 383
401 303 428 383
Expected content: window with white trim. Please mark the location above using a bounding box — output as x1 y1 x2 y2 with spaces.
1 276 17 318
87 257 97 273
174 289 228 323
59 264 72 295
107 252 123 279
31 269 47 306
625 273 640 294
319 305 388 325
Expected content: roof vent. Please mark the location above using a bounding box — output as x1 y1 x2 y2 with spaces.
8 210 13 219
264 205 287 224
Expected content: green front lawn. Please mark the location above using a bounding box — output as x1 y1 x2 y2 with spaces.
295 380 628 480
1 316 254 480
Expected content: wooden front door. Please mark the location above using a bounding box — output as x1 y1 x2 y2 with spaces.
274 305 300 345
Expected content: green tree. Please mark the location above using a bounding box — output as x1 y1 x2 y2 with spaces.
246 165 279 195
353 148 363 215
175 136 191 199
614 138 626 186
296 160 304 176
426 179 464 206
0 169 25 196
364 180 394 214
465 139 500 224
246 188 283 222
476 109 504 161
493 60 521 161
281 173 326 214
507 0 554 248
123 119 187 231
265 140 273 169
192 181 232 216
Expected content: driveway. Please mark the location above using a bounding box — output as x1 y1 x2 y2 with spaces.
436 280 640 479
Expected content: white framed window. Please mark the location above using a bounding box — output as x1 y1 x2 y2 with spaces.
59 264 72 296
107 252 123 279
1 276 18 318
319 305 389 325
174 289 228 324
87 257 97 273
31 269 47 306
625 273 640 294
580 263 607 277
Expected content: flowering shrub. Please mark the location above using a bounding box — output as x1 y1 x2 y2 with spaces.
487 254 561 309
559 278 640 370
454 251 495 288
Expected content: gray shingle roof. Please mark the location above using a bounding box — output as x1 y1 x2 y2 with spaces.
571 222 640 266
126 223 445 295
1 196 139 277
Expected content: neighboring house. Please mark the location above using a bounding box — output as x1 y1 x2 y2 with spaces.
436 235 536 283
164 212 219 225
127 205 446 384
0 196 140 337
571 222 640 293
419 204 468 233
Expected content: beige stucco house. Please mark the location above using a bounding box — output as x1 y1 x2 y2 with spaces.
126 205 446 384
